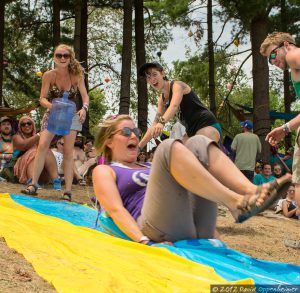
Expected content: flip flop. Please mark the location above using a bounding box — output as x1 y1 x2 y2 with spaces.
62 191 72 202
21 184 38 196
284 239 300 249
235 180 291 223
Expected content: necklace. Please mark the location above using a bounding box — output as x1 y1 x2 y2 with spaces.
0 134 12 142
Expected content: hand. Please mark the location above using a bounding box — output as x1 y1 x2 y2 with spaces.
148 241 173 246
151 123 164 138
77 108 86 123
265 126 286 146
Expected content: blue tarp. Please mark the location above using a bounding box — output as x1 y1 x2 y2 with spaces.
235 104 298 120
11 194 300 285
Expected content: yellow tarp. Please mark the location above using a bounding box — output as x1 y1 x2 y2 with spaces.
0 193 253 292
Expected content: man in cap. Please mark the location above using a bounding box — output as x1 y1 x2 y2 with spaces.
231 120 261 182
0 116 14 179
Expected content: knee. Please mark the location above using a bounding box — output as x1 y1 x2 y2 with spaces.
155 139 178 157
185 135 211 166
185 135 208 152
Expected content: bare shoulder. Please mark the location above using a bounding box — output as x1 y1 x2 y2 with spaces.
173 80 191 93
93 164 115 179
42 70 56 82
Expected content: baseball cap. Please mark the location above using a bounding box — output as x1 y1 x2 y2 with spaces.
0 116 12 124
138 62 164 77
240 120 253 129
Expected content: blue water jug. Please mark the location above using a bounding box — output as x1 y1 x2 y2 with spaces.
47 91 76 135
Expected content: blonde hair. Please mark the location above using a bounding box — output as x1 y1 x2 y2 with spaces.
54 44 84 77
17 116 36 138
260 32 296 56
94 114 133 162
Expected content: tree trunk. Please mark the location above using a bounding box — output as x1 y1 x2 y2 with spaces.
250 16 270 162
74 0 81 59
119 0 133 114
73 0 89 136
53 0 60 48
135 0 148 133
80 0 89 136
207 0 216 115
0 0 4 106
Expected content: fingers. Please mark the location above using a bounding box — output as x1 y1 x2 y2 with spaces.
150 125 163 138
77 109 86 123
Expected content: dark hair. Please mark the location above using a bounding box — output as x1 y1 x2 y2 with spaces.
138 62 164 77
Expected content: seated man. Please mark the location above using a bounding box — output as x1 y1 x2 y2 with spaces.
253 163 276 185
0 116 15 181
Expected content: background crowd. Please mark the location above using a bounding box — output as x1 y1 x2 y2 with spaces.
0 115 97 189
0 114 299 220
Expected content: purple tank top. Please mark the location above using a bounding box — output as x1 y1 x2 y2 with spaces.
110 162 151 220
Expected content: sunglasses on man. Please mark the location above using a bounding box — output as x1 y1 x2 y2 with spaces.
55 53 71 59
112 127 142 139
268 42 296 65
268 43 285 64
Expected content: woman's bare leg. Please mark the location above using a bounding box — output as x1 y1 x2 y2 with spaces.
196 126 220 143
44 149 59 180
169 141 276 212
63 130 77 193
186 135 257 195
32 130 55 187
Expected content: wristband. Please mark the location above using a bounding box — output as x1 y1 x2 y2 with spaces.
138 235 150 243
82 105 88 112
158 116 166 125
282 123 291 133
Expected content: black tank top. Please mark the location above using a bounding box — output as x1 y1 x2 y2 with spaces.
163 81 218 136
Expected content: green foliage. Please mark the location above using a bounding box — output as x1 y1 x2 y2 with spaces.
146 0 190 23
88 89 108 135
172 49 248 107
218 0 277 29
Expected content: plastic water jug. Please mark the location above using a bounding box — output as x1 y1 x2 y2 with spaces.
47 91 76 135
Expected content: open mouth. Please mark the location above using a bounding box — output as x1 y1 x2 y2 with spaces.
127 143 137 150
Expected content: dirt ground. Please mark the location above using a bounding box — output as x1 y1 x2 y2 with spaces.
0 181 300 292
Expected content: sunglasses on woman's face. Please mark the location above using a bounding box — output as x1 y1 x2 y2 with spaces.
113 127 141 139
55 53 70 59
20 121 33 127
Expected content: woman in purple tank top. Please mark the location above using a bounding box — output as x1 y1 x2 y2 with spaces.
93 115 291 245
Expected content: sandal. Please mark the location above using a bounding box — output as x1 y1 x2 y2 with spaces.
21 184 38 196
90 195 101 210
62 191 72 202
235 179 291 223
78 178 87 186
284 239 300 249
